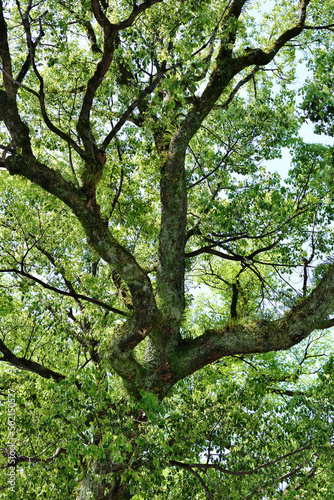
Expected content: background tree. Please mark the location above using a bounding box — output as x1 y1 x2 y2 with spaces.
0 0 334 498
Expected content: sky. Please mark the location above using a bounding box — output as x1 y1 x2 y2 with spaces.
267 123 334 180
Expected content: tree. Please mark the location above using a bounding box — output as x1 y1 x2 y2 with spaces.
0 0 334 497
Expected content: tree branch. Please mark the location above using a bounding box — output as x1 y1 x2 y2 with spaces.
170 443 311 477
1 446 66 468
3 153 158 329
15 9 48 86
77 2 115 175
239 0 311 67
102 63 167 150
219 66 261 111
156 0 313 334
172 263 334 381
304 23 334 30
111 0 163 31
170 462 215 500
0 267 129 316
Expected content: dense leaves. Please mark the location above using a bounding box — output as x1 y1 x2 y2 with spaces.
0 0 334 498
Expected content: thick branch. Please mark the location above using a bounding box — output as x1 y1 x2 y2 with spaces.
156 136 187 326
0 4 32 154
78 0 164 162
172 263 334 380
0 1 15 99
155 3 248 324
77 5 114 163
238 0 310 67
314 318 334 330
15 3 47 79
111 0 163 31
180 0 311 146
0 339 65 381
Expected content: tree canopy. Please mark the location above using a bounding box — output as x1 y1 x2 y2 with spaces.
0 0 334 498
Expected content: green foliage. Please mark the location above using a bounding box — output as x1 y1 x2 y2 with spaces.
1 0 334 498
301 51 334 137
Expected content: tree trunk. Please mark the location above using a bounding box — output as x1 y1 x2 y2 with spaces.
76 459 134 500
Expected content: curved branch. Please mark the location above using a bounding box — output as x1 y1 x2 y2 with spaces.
3 153 158 328
15 10 48 86
185 246 241 261
174 0 312 151
76 17 115 163
239 0 310 67
170 461 215 500
172 263 334 381
111 0 163 31
0 267 129 316
78 0 164 187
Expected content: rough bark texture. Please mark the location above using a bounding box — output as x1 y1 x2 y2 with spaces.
77 462 133 500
